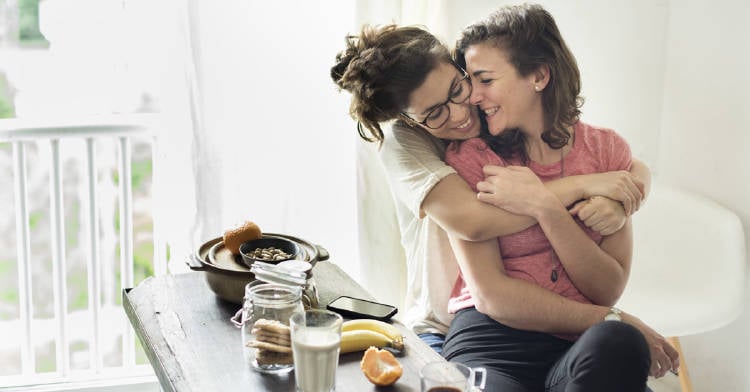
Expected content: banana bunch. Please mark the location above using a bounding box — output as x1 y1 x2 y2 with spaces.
339 319 405 354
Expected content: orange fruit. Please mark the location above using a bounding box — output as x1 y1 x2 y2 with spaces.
360 346 403 386
223 220 262 255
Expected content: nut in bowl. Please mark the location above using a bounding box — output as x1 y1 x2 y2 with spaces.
240 236 301 267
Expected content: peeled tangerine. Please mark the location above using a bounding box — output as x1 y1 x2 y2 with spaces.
360 346 403 386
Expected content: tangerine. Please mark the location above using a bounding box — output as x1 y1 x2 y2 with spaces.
223 220 262 255
360 346 403 386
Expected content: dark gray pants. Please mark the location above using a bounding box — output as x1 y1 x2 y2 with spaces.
442 307 651 392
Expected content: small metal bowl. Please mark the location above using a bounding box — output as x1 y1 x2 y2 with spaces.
239 236 300 267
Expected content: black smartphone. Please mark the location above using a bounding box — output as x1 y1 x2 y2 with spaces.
326 295 398 321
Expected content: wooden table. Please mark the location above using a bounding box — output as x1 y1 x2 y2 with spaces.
123 261 445 391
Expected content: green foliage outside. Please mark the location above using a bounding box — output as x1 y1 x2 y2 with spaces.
0 98 13 119
113 154 154 306
0 260 16 320
134 240 155 283
35 342 55 373
0 289 19 306
132 160 152 190
18 0 49 47
111 159 151 190
28 211 42 230
135 334 149 365
69 273 88 310
113 244 154 307
65 202 79 252
1 74 16 120
0 259 12 275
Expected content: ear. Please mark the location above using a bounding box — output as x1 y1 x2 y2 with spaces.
531 64 551 92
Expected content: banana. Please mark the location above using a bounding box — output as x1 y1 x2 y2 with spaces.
340 329 404 354
342 319 404 345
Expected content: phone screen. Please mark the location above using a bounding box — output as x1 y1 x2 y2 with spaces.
328 296 396 319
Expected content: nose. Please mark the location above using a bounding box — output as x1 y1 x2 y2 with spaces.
469 80 482 105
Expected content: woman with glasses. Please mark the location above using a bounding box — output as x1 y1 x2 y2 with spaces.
331 13 672 390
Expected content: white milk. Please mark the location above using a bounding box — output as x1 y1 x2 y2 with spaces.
292 329 341 392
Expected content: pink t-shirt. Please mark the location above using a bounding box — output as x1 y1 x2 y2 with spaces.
445 121 632 315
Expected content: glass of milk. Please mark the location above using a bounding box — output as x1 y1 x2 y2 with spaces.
289 309 343 392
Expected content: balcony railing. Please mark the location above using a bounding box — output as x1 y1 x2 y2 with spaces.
0 114 162 390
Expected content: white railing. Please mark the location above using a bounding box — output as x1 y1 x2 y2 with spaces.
0 114 162 390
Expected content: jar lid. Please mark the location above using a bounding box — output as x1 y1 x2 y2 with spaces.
277 259 313 277
250 261 307 286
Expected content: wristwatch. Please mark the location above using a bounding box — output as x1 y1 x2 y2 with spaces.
604 307 622 322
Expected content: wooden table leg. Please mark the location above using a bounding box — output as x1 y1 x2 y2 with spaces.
667 336 693 392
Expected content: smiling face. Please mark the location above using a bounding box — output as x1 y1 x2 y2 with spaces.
402 62 481 140
464 43 547 137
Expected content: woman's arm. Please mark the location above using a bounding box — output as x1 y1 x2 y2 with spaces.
538 203 634 306
477 158 650 237
474 166 632 305
566 159 651 236
478 160 651 305
450 234 605 332
422 170 642 242
448 234 679 378
629 158 651 205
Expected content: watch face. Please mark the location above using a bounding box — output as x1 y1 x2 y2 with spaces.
605 308 622 322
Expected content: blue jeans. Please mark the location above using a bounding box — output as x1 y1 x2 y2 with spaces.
418 332 446 355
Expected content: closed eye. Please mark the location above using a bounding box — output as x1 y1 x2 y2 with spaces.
450 84 464 98
427 107 445 121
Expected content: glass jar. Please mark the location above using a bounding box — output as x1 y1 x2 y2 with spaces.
241 282 303 374
277 260 319 309
250 260 319 310
301 269 319 309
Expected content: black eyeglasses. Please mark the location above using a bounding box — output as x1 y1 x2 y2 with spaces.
401 68 473 130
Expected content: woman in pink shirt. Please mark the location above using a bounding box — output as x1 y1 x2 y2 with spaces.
437 4 676 391
331 5 677 390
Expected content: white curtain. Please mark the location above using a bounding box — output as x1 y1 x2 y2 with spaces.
155 0 451 301
158 0 363 279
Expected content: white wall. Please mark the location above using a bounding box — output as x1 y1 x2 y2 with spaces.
379 0 750 389
657 1 750 390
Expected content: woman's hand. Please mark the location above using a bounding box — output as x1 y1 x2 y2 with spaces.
569 196 627 236
581 171 645 215
621 312 680 378
476 165 559 218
